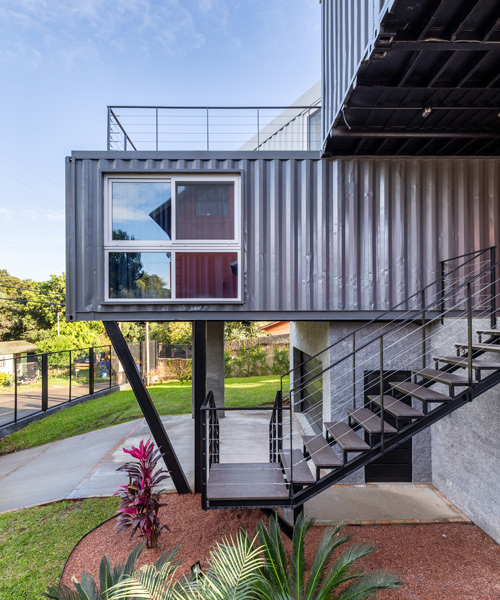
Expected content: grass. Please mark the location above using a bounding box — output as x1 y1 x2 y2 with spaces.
0 497 119 600
0 375 285 455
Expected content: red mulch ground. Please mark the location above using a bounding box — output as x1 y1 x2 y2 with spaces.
61 494 500 600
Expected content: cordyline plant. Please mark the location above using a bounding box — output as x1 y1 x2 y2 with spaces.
115 439 171 549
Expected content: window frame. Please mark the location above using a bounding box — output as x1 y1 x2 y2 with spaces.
103 174 242 303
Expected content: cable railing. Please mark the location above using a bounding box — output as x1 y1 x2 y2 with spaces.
107 105 321 152
199 247 499 506
0 344 121 429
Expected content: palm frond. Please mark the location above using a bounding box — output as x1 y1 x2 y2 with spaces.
313 542 377 599
107 561 179 600
44 584 82 600
72 572 98 600
336 571 404 600
303 524 351 600
179 531 265 600
256 516 291 596
291 513 314 600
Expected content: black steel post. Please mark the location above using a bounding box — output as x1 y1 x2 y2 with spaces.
352 333 356 408
439 259 446 324
379 336 385 455
89 347 94 396
41 353 48 412
490 246 496 329
104 321 191 494
69 350 72 401
14 356 18 423
201 394 208 510
467 283 473 392
421 289 427 369
193 320 207 494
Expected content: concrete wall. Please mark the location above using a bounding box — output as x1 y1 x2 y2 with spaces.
429 318 500 543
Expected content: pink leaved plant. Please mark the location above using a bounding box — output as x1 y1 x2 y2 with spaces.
115 439 171 548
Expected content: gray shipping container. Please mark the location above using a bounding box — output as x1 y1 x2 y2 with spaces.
321 0 395 149
66 152 500 322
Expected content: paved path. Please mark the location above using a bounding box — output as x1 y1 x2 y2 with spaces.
0 412 467 523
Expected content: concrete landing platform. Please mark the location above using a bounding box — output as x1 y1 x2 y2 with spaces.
303 483 469 524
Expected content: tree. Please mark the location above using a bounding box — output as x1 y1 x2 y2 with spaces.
225 321 271 340
149 322 192 345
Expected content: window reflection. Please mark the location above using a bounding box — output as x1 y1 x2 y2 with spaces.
176 182 234 240
175 252 238 299
112 182 171 241
109 253 171 299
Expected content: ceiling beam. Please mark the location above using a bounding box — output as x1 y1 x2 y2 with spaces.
378 41 500 51
329 129 500 139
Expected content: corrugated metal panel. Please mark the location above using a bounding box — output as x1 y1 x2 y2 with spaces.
67 153 500 320
321 0 396 149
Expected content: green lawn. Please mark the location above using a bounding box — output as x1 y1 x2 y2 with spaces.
0 375 284 455
0 497 119 600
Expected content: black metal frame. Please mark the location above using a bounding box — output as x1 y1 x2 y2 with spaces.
193 320 207 494
104 321 191 494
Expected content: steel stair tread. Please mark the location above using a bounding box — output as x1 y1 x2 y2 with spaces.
412 368 469 386
302 435 343 469
433 355 500 370
455 342 500 353
279 449 316 485
324 421 370 452
476 329 500 336
207 463 289 501
389 381 452 403
346 407 397 435
367 395 425 419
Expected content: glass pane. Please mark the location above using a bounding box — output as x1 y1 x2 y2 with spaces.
109 252 172 299
176 252 238 299
176 182 234 240
112 181 172 241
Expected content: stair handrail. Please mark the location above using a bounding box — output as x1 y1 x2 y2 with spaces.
282 246 497 395
287 251 499 401
269 390 283 463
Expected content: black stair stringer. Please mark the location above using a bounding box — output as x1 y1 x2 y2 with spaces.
291 367 500 508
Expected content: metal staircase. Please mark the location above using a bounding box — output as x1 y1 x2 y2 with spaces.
200 247 500 526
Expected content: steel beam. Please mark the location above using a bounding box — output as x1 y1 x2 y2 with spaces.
193 320 207 494
104 321 191 494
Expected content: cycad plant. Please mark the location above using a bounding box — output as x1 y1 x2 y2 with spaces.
108 530 265 600
255 513 403 600
45 542 179 600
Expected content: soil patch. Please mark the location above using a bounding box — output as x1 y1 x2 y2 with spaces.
62 494 500 600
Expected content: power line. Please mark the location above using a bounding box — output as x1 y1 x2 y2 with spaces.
0 148 63 189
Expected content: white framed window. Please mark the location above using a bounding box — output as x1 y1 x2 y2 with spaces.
103 174 242 303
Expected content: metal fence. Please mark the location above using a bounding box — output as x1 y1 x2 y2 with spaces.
158 344 192 359
0 344 121 429
107 105 321 152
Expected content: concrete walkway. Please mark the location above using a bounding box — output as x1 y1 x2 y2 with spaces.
0 412 468 524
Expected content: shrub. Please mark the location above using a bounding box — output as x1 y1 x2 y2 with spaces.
230 343 269 377
115 439 171 549
0 373 11 386
270 347 289 375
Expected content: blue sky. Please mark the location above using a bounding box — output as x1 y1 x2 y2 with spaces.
0 0 320 282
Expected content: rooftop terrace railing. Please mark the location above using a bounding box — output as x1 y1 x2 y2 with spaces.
107 105 321 152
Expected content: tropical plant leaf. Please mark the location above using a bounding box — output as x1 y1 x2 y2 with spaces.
107 561 179 600
290 512 314 599
336 571 404 600
44 584 82 600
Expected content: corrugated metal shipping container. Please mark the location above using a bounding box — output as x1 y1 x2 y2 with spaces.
66 152 500 321
321 0 395 149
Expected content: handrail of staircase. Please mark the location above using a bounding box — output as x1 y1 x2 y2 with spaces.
282 246 497 394
200 391 219 510
290 255 500 507
287 250 499 401
269 390 283 463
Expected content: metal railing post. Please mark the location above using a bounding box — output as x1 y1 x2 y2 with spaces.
257 108 260 150
201 401 207 510
109 346 113 389
421 288 427 369
155 107 159 151
14 356 18 423
107 107 111 151
352 333 356 408
89 347 94 396
379 336 385 455
467 282 473 393
206 108 209 151
277 390 283 455
69 350 72 401
41 353 48 412
124 130 127 151
439 259 446 323
307 106 311 150
490 246 496 329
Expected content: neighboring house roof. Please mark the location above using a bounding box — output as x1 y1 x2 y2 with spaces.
0 341 37 355
260 321 290 335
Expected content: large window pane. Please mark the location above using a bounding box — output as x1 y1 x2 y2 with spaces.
176 252 238 298
112 182 171 241
176 182 234 240
109 252 171 299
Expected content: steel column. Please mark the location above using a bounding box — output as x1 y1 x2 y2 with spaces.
193 320 207 494
89 347 94 396
41 353 48 412
104 321 191 494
